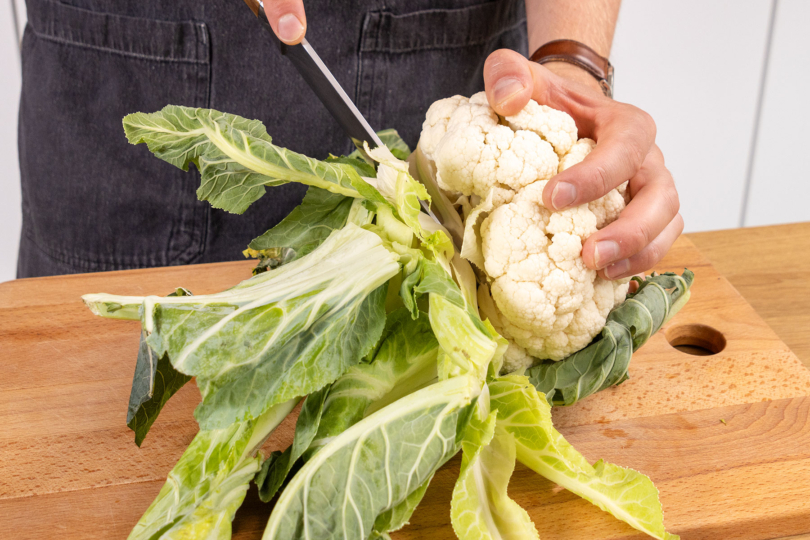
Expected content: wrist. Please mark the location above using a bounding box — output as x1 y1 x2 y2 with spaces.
541 61 606 96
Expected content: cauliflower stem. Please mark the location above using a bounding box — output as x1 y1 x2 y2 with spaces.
527 270 694 406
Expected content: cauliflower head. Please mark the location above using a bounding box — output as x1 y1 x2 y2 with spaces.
419 94 630 372
420 92 565 207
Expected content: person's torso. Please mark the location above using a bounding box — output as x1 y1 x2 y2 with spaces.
17 0 526 277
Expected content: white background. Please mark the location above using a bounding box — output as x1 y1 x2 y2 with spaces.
0 0 808 283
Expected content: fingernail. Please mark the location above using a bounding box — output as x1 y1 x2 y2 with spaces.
492 77 525 107
605 259 630 279
594 240 620 269
278 13 304 43
551 182 577 209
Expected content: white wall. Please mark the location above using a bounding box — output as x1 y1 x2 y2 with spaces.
612 0 774 232
0 0 22 283
0 1 807 282
745 0 810 227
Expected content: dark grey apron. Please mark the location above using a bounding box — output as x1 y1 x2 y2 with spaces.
17 0 526 277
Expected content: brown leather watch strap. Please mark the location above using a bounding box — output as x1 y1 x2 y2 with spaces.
530 39 614 98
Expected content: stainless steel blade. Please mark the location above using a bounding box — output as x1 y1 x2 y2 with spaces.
241 0 452 247
280 39 384 150
276 41 444 233
243 0 382 148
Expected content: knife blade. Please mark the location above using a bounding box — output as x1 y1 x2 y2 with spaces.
241 0 459 250
241 0 382 148
280 40 385 152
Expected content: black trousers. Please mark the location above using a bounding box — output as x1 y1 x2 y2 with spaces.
17 0 526 277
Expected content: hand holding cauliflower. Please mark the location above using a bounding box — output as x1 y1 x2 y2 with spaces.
417 92 631 371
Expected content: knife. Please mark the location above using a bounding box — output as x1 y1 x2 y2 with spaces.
242 0 383 151
241 0 459 249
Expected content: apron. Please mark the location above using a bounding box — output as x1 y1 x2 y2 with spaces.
17 0 527 277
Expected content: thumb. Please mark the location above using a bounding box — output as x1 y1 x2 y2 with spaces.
264 0 307 45
484 49 535 117
486 50 604 131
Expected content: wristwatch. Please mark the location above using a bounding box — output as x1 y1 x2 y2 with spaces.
530 39 614 98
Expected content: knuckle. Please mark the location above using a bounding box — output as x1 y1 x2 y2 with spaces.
651 144 665 164
638 242 663 270
613 137 647 180
638 108 656 139
625 138 647 172
590 164 612 197
626 105 656 140
633 220 655 251
664 186 680 217
595 102 619 126
674 213 685 234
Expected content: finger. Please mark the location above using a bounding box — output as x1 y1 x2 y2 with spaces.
599 213 684 280
264 0 307 45
483 49 534 116
542 106 657 210
581 149 679 270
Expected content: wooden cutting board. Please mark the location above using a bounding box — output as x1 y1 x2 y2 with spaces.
1 236 809 540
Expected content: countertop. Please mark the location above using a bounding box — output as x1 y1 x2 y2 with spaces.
688 221 810 367
2 224 809 539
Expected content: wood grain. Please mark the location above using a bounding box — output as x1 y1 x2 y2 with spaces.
1 234 809 540
688 221 810 367
401 398 810 540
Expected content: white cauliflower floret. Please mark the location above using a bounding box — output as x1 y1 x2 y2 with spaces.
419 93 631 368
506 99 578 157
425 92 560 206
477 147 629 362
558 137 595 172
502 343 534 374
477 282 535 373
480 188 628 360
419 95 468 161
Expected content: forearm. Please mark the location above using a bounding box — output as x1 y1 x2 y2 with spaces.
525 0 621 56
525 0 621 93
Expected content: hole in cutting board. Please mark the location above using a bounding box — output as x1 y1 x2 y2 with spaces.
666 324 726 356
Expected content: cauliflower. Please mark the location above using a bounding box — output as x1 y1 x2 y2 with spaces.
505 99 578 157
421 92 562 207
480 181 628 365
558 137 595 172
418 94 629 372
